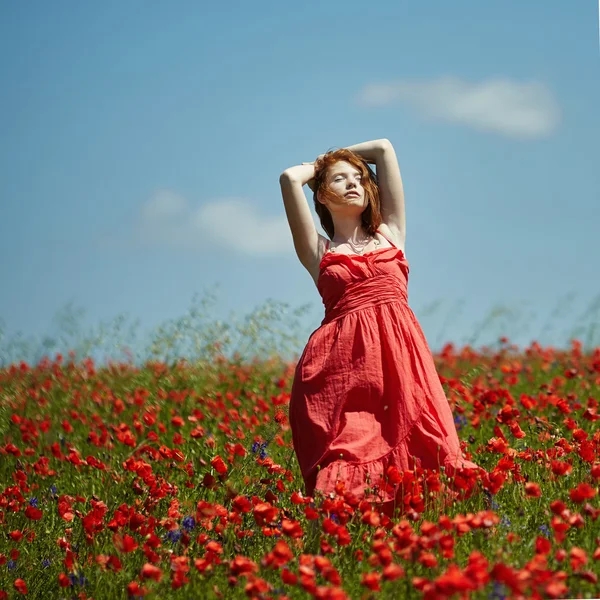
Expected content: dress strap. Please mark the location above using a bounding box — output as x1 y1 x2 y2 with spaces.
376 228 397 249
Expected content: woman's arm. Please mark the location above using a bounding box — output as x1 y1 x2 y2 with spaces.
280 163 316 186
344 139 388 163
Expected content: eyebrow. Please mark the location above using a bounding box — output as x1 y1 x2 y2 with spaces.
330 170 361 177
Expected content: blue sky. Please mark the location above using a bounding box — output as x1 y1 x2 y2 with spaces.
1 1 599 364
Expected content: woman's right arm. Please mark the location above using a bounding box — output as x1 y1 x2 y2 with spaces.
280 163 317 186
279 164 321 271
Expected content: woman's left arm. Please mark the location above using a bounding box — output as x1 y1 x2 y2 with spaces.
346 139 406 243
343 139 387 163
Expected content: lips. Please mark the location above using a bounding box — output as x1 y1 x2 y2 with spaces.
345 192 360 198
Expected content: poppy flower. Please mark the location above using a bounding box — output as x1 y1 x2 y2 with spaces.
13 579 27 594
524 483 541 498
210 455 228 475
569 483 597 503
361 571 381 591
141 563 162 581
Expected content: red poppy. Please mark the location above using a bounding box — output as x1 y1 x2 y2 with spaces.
229 555 258 576
281 518 303 538
141 563 162 581
253 502 278 526
434 564 477 594
570 547 588 571
535 536 551 555
210 455 228 474
525 482 541 497
361 571 381 591
281 568 298 585
25 506 42 520
113 533 138 553
569 483 597 503
382 562 405 581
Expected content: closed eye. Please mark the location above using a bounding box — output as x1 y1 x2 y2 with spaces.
334 175 361 182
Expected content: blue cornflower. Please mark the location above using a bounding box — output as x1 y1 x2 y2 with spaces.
50 485 57 496
7 560 17 570
79 573 88 587
260 441 269 449
41 559 51 568
488 581 508 600
182 516 196 532
538 524 551 538
259 448 268 459
500 515 512 529
29 497 39 508
331 514 339 524
251 441 260 453
167 529 182 543
491 499 500 510
454 414 467 431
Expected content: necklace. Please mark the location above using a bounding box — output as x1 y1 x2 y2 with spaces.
332 233 380 255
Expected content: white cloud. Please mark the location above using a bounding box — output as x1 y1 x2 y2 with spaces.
356 75 560 139
131 189 291 255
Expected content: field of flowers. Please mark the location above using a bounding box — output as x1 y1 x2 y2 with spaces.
1 333 600 599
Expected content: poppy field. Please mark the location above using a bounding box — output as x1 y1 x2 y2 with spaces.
1 336 600 599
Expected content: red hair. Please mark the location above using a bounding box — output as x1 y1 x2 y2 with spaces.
312 148 382 240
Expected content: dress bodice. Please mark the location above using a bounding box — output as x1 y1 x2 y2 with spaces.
317 233 410 326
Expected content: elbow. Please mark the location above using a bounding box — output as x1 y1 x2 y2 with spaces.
279 170 297 185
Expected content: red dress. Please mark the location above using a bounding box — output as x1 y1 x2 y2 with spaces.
289 229 480 506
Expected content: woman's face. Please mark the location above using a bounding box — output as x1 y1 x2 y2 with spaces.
323 161 366 208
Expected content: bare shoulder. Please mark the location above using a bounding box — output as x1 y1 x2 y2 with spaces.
378 222 405 252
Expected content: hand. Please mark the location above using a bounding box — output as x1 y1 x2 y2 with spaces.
301 162 317 192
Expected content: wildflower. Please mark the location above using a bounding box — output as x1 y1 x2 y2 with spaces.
41 559 51 568
500 515 512 529
454 414 467 431
182 516 196 532
251 441 260 453
8 560 17 570
13 579 27 594
488 581 508 600
166 529 182 544
29 497 39 508
260 448 268 459
538 524 551 538
141 563 162 582
525 482 541 497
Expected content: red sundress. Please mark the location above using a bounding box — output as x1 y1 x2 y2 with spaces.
289 228 480 505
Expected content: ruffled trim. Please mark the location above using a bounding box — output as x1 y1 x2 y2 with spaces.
309 407 481 504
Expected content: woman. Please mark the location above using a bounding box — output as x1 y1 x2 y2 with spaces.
279 139 481 516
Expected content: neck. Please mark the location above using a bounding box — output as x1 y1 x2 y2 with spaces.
331 218 369 243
